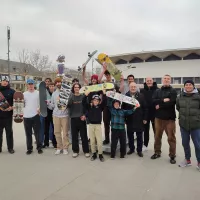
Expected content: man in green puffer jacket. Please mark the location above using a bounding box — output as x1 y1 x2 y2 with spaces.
176 80 200 171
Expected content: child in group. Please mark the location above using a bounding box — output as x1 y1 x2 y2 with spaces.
107 98 139 159
83 90 106 162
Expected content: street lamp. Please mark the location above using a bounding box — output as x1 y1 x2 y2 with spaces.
7 26 11 83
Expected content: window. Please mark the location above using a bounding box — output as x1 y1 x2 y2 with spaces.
194 77 200 84
129 57 143 63
183 53 200 60
115 59 127 65
182 77 193 83
138 78 144 84
145 56 162 62
173 77 181 84
153 78 161 84
163 54 181 61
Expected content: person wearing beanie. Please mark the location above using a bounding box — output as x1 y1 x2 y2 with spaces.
0 78 15 154
107 96 138 159
47 78 69 155
82 91 106 162
176 80 200 171
151 75 177 164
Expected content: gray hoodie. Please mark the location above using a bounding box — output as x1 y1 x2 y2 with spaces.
48 89 68 117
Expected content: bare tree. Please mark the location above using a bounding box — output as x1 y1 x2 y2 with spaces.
18 49 31 75
29 49 52 71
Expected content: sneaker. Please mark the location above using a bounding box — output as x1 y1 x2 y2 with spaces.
103 140 109 145
120 155 125 158
26 150 32 155
38 149 43 154
127 150 134 155
178 159 192 167
55 149 62 155
8 149 15 154
72 153 79 158
151 153 161 159
142 145 148 152
196 163 200 171
42 144 49 148
110 156 115 160
138 152 143 157
63 149 69 155
85 153 90 158
91 153 97 161
99 154 105 162
170 157 176 164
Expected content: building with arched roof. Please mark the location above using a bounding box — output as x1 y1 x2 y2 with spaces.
109 48 200 92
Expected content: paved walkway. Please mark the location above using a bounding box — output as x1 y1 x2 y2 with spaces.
0 122 199 200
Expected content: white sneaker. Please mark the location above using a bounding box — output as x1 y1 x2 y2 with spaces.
72 153 79 158
196 163 200 171
63 149 69 155
55 149 62 155
142 145 148 152
85 153 90 158
179 159 192 167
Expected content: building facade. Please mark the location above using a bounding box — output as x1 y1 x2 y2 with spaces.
109 48 200 92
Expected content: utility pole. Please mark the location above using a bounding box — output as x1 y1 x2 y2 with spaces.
7 26 11 83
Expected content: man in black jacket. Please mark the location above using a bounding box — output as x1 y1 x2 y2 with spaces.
151 75 177 164
0 78 15 154
140 77 158 151
124 82 148 157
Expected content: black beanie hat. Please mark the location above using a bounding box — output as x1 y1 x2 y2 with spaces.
184 80 195 87
112 99 121 106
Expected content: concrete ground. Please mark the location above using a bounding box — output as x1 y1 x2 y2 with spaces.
0 122 200 200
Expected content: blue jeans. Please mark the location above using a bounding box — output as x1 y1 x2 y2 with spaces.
180 127 200 162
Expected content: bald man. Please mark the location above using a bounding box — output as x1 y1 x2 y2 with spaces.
123 82 148 157
140 77 158 151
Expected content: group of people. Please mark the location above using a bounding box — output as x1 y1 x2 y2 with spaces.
0 64 200 171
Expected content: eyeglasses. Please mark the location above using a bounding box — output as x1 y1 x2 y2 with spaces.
74 87 80 89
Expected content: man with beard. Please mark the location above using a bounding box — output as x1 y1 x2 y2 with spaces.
151 75 177 164
140 77 158 151
0 78 15 154
47 78 69 155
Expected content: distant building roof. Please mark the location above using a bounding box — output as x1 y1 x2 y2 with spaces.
0 59 42 76
108 47 200 63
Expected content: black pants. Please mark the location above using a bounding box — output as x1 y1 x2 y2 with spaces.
24 115 42 151
144 118 155 147
0 117 14 150
127 131 143 153
103 106 111 142
44 112 56 147
71 117 89 153
111 129 126 157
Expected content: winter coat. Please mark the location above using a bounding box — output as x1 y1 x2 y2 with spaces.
176 89 200 131
153 86 177 120
140 82 158 120
123 91 148 132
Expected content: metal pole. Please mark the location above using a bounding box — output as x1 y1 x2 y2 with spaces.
92 58 94 74
7 26 11 83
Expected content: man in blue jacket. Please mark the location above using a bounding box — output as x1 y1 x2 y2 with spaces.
0 78 15 154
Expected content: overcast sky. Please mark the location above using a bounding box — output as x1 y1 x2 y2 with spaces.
0 0 200 71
